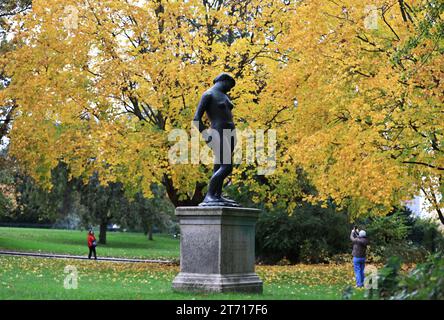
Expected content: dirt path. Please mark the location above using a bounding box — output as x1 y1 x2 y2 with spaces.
0 250 177 264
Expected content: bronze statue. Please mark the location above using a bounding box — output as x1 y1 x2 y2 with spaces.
193 73 240 207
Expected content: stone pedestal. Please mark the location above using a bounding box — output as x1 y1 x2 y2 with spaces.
172 206 263 293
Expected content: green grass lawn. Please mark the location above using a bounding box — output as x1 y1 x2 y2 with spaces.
0 256 365 300
0 227 367 300
0 227 179 260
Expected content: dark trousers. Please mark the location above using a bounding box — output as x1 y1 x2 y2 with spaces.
88 246 97 259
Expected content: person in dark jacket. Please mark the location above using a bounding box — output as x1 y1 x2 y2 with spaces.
350 227 369 288
87 230 97 260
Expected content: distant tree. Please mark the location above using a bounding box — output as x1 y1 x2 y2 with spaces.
130 184 174 240
77 172 128 244
0 150 17 217
4 161 74 224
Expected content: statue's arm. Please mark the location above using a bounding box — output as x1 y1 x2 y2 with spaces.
193 92 211 133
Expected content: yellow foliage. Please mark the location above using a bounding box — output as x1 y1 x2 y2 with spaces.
1 0 295 205
271 0 443 216
1 0 442 217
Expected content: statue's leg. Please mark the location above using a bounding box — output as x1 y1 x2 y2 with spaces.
215 164 232 197
204 131 223 200
212 164 221 198
213 164 221 197
205 131 229 200
218 133 236 201
206 164 232 198
203 127 238 204
213 133 234 199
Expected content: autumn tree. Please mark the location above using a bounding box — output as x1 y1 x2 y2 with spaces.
0 0 298 208
0 0 31 141
267 0 443 220
3 0 440 224
0 2 32 214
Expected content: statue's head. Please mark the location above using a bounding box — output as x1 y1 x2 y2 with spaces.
213 72 235 92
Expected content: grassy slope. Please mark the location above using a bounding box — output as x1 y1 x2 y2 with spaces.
0 256 365 300
0 227 179 260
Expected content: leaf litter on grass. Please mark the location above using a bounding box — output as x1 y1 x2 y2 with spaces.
0 256 357 292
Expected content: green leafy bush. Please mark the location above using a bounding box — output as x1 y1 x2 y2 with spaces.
255 203 349 264
0 192 12 216
365 211 411 245
409 218 444 253
367 253 444 300
360 208 444 263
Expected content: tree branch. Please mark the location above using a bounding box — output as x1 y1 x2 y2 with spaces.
402 161 444 171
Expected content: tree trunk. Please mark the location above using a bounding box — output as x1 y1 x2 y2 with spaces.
148 224 154 241
162 174 206 207
0 104 16 140
99 221 107 245
420 186 444 226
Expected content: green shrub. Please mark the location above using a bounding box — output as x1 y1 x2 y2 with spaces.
367 253 444 300
0 192 12 216
368 256 403 299
255 203 349 264
360 208 443 263
365 211 410 244
328 253 352 264
409 218 444 253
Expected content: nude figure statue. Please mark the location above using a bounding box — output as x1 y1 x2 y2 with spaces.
193 73 240 207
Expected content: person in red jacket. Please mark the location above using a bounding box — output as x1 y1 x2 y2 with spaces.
87 230 97 260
